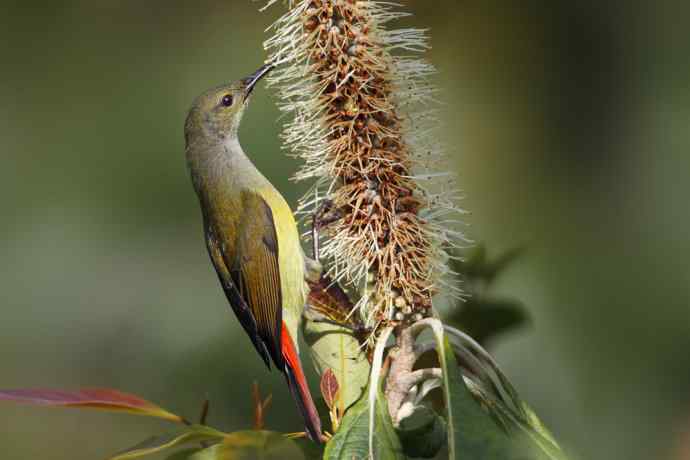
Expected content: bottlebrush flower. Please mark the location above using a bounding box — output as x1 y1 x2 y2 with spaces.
262 0 465 337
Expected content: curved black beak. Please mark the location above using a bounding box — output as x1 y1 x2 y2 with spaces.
243 63 274 98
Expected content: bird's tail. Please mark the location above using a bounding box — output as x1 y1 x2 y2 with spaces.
281 321 323 443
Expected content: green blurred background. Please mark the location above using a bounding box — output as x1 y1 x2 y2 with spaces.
1 1 688 459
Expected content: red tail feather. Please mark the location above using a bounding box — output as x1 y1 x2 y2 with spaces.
281 321 322 442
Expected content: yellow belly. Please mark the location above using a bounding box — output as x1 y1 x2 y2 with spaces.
255 185 307 339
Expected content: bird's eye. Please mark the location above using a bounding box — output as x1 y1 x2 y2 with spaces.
221 94 233 107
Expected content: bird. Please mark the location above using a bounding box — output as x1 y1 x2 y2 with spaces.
184 64 322 442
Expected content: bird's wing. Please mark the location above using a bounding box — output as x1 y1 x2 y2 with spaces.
227 191 284 369
205 225 272 368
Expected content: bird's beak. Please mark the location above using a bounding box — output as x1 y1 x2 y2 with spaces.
243 63 274 99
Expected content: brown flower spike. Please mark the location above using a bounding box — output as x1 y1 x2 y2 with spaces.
264 0 464 338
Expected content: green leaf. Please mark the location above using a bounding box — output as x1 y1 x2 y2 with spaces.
189 431 305 460
302 317 370 413
304 276 371 413
487 247 524 282
446 245 528 347
427 320 521 459
452 245 524 284
446 325 570 459
0 388 184 423
109 425 228 460
396 405 447 458
463 244 488 274
522 403 558 447
449 244 485 281
324 385 404 460
430 321 568 460
516 402 566 459
430 323 497 458
445 300 528 346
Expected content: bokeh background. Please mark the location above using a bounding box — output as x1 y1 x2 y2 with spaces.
1 2 688 459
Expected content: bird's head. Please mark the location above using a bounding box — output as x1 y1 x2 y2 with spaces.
185 64 273 143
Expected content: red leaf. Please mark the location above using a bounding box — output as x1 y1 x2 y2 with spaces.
320 369 339 410
0 388 183 423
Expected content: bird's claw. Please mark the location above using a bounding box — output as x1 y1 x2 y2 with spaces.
311 199 343 260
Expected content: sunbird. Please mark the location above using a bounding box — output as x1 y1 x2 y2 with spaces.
184 64 322 442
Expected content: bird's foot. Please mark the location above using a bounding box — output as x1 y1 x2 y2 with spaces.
304 256 324 284
311 199 343 260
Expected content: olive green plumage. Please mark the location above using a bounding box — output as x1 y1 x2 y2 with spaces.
184 65 321 441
